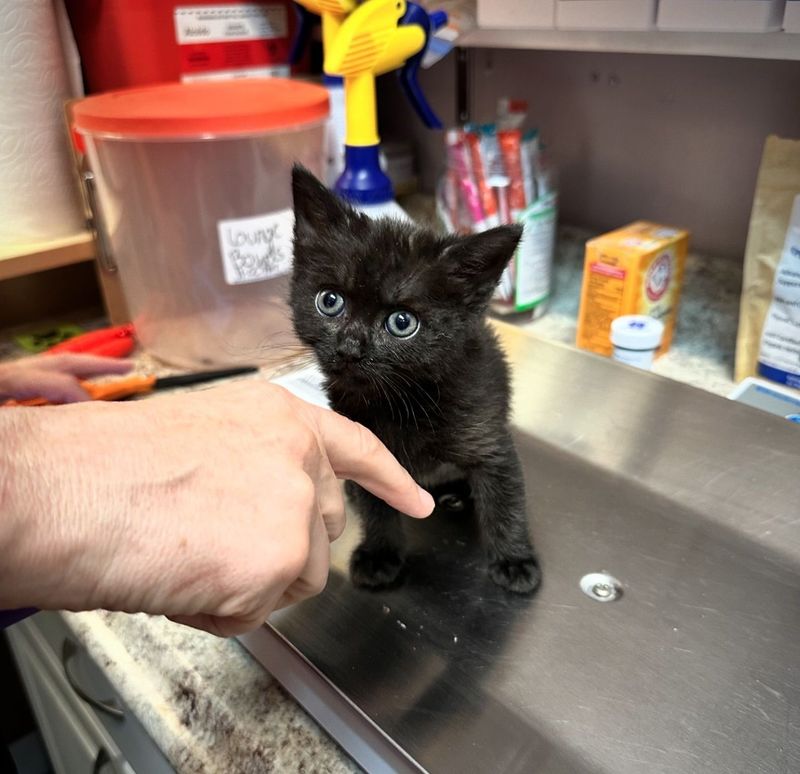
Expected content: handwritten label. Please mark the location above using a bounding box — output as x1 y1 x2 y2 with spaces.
217 209 294 285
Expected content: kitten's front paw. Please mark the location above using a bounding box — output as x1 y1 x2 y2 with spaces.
350 546 405 590
488 555 541 594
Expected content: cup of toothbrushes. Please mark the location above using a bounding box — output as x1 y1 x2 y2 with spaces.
610 315 665 370
437 102 558 321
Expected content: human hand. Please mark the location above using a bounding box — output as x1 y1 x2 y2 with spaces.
0 353 132 403
0 381 434 636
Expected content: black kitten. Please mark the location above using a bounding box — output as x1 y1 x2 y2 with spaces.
289 166 539 594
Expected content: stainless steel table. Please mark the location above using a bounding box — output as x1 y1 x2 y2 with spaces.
241 324 800 774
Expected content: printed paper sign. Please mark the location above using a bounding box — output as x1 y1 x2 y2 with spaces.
217 209 294 285
174 4 290 80
175 4 288 44
182 65 289 82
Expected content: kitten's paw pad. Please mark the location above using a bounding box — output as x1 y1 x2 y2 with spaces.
488 556 541 594
350 547 405 590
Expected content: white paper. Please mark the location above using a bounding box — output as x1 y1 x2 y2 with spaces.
217 208 294 285
271 364 330 410
174 3 287 44
181 65 289 82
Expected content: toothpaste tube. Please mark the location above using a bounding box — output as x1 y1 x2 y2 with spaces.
465 130 499 228
494 184 511 226
473 126 514 303
521 129 539 205
438 169 458 233
498 129 527 217
445 129 486 231
476 125 512 225
535 141 557 200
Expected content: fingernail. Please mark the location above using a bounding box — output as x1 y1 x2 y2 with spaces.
416 486 435 517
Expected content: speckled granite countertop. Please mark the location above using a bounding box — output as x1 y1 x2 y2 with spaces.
60 611 360 774
402 199 741 397
521 225 741 397
4 224 743 773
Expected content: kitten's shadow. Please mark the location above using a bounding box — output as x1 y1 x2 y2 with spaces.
272 482 551 767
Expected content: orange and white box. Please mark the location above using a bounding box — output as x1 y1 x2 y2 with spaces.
576 222 690 358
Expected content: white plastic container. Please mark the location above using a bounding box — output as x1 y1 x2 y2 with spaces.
73 79 328 368
478 0 556 29
784 0 800 31
610 315 665 370
324 77 346 188
657 0 786 32
556 0 657 29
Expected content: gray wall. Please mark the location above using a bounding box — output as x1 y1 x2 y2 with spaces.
379 49 800 258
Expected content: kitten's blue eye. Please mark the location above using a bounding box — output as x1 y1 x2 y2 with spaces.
385 310 419 338
315 290 345 317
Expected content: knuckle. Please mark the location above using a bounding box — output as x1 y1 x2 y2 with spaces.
289 472 317 512
329 515 345 542
308 569 328 596
284 422 319 463
353 422 381 459
213 589 261 624
282 528 312 581
327 497 346 541
270 384 308 422
266 385 323 464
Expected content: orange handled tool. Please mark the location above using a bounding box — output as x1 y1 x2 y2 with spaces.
4 366 258 407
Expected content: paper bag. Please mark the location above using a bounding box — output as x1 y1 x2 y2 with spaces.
735 136 800 383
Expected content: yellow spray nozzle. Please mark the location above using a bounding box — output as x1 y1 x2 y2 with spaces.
294 0 358 68
324 0 426 148
324 0 424 78
297 0 354 12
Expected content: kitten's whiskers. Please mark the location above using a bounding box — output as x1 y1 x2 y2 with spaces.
388 370 442 429
369 372 396 423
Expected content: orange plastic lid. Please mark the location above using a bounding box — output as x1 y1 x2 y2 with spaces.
73 79 329 138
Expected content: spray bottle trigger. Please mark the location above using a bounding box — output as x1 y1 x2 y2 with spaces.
429 10 448 29
398 3 448 130
290 4 318 66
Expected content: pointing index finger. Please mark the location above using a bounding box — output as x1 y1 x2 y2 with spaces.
312 406 434 518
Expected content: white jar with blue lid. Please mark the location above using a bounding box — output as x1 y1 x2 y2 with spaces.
610 315 665 370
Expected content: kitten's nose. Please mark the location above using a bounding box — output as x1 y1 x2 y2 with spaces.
335 335 366 363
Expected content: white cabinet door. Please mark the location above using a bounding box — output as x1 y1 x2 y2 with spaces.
30 613 174 774
6 624 130 774
11 639 105 774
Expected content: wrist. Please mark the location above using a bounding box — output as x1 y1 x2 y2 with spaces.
0 408 46 608
0 406 125 611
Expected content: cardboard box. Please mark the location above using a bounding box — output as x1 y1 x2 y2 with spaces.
556 0 657 30
657 0 786 32
784 0 800 31
478 0 555 28
576 222 690 357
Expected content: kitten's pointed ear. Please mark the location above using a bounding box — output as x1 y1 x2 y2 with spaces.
292 164 350 243
441 224 523 305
